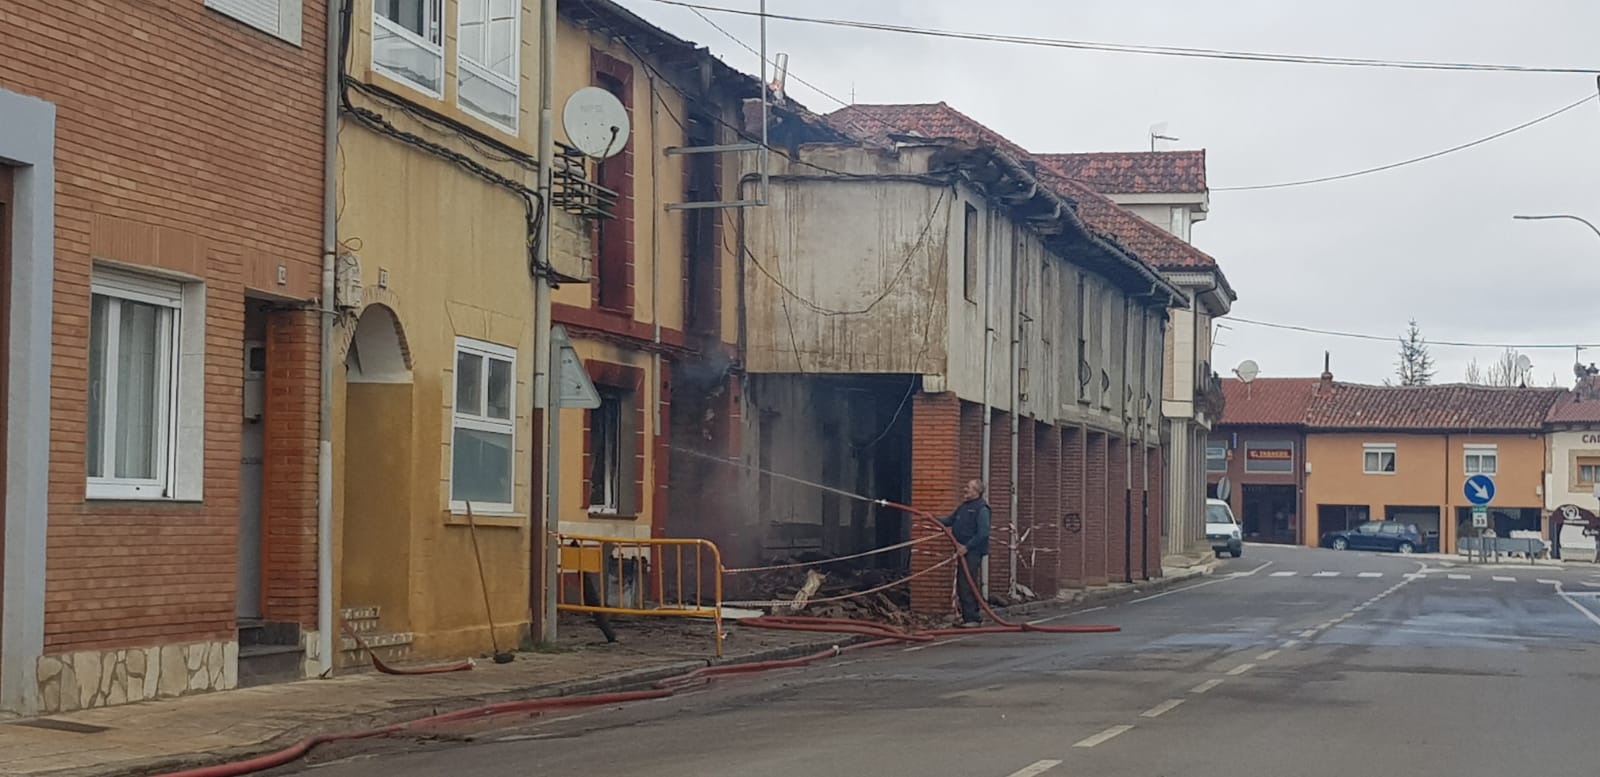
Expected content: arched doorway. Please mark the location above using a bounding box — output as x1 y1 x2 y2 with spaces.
340 304 415 643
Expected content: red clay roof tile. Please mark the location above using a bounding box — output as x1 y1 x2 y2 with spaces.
1218 378 1321 427
1037 151 1208 195
1305 383 1564 432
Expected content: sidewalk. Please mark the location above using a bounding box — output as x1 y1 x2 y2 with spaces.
0 565 1213 777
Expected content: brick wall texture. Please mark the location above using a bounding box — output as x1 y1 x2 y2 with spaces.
909 393 961 614
1146 446 1164 579
1109 436 1129 583
1085 433 1108 586
3 3 328 652
1031 423 1060 596
1061 427 1085 587
263 310 321 626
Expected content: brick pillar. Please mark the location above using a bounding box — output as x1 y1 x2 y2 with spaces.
1109 435 1130 583
1015 417 1035 598
1146 445 1164 579
263 308 320 627
1085 431 1108 586
959 402 984 487
1061 426 1085 588
1034 423 1062 597
1131 439 1147 580
910 392 961 615
987 410 1014 597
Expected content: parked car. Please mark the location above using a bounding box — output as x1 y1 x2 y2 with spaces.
1321 521 1424 554
1206 498 1243 558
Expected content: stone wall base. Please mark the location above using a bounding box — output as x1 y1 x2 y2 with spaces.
34 640 238 714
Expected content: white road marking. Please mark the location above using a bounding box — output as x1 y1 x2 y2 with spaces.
1556 583 1600 629
1298 628 1319 638
1129 576 1232 603
1281 639 1301 649
1447 574 1470 580
1226 662 1256 676
1493 576 1516 583
1582 581 1600 588
1190 679 1224 694
1256 649 1281 661
1538 579 1560 585
1140 698 1186 718
1029 606 1106 625
1004 760 1063 777
1359 572 1383 578
1270 571 1297 577
1313 571 1340 577
1229 562 1274 577
1074 725 1135 748
903 637 966 653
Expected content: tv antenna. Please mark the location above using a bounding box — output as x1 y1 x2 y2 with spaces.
1150 121 1180 152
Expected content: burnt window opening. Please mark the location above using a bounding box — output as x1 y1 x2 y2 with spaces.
962 203 979 303
588 388 635 514
684 113 720 336
591 62 632 312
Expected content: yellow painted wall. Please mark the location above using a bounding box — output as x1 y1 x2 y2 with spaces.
1304 432 1546 550
335 3 543 655
553 340 659 540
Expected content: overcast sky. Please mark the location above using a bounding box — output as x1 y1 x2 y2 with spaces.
618 0 1600 386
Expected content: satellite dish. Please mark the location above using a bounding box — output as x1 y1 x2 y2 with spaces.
562 87 631 159
1233 360 1260 384
1516 354 1534 373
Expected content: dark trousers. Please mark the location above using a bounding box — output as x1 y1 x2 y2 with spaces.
955 550 985 623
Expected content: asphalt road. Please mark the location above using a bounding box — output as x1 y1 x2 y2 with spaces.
273 546 1600 777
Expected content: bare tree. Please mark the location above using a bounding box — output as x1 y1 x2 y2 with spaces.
1391 319 1435 386
1466 348 1534 387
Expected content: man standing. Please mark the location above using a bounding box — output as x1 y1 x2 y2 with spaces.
940 479 991 627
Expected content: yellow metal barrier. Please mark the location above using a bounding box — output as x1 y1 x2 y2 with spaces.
554 533 724 657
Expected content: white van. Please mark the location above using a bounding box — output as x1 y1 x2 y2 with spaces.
1206 498 1243 558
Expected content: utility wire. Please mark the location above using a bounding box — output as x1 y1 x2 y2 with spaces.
1214 94 1599 191
644 0 1600 75
1227 316 1600 350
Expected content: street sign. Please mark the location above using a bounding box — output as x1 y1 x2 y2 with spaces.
1216 477 1231 503
1472 506 1489 529
1464 474 1496 506
552 325 601 409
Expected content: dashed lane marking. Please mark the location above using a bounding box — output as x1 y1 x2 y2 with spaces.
1226 663 1256 676
1074 725 1135 748
1313 571 1340 577
1190 679 1224 694
1140 699 1186 718
1359 572 1383 578
1256 649 1281 661
1281 639 1301 649
1539 579 1559 585
1270 571 1297 577
1447 574 1470 581
1004 760 1063 777
1493 576 1517 583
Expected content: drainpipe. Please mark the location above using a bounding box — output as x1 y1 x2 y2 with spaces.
536 0 559 644
648 77 662 439
316 0 340 677
977 204 993 598
1008 234 1020 598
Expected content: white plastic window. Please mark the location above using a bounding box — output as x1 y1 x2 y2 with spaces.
1464 445 1498 476
457 0 520 131
451 337 516 513
1363 444 1397 475
87 269 184 499
373 0 444 96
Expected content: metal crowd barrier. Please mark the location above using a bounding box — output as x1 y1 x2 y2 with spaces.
555 533 725 656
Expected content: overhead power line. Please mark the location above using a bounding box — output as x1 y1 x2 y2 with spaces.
645 0 1600 75
1214 94 1599 191
1227 316 1600 350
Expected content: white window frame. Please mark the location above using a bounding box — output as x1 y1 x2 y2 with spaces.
1363 443 1397 475
87 267 206 501
1205 444 1228 473
456 0 521 133
204 0 304 46
1464 444 1498 476
449 337 517 515
372 0 445 97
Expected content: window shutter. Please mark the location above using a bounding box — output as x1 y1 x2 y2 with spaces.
205 0 303 46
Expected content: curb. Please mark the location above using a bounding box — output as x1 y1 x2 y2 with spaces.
993 563 1218 620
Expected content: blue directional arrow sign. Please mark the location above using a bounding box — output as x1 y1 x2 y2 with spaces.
1464 474 1496 506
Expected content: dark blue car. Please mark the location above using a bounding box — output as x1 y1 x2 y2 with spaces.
1321 521 1424 554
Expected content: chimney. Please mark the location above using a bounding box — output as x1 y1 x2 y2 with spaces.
1579 372 1600 402
1319 351 1334 387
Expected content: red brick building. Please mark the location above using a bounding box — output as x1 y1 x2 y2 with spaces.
1209 378 1320 545
0 0 326 715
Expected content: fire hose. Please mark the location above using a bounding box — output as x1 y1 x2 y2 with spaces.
150 505 1119 777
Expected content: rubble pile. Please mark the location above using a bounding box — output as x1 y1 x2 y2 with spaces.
727 561 923 625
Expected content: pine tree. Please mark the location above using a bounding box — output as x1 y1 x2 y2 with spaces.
1394 319 1436 386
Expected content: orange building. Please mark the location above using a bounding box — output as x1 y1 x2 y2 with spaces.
1301 378 1562 551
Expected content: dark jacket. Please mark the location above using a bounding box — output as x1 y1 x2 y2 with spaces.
941 498 991 555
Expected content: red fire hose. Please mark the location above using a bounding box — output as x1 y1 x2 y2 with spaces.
151 504 1118 777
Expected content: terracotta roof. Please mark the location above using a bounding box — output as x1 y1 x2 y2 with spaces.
1037 151 1208 195
1304 383 1564 432
824 103 1232 296
1546 391 1600 424
1218 378 1320 427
